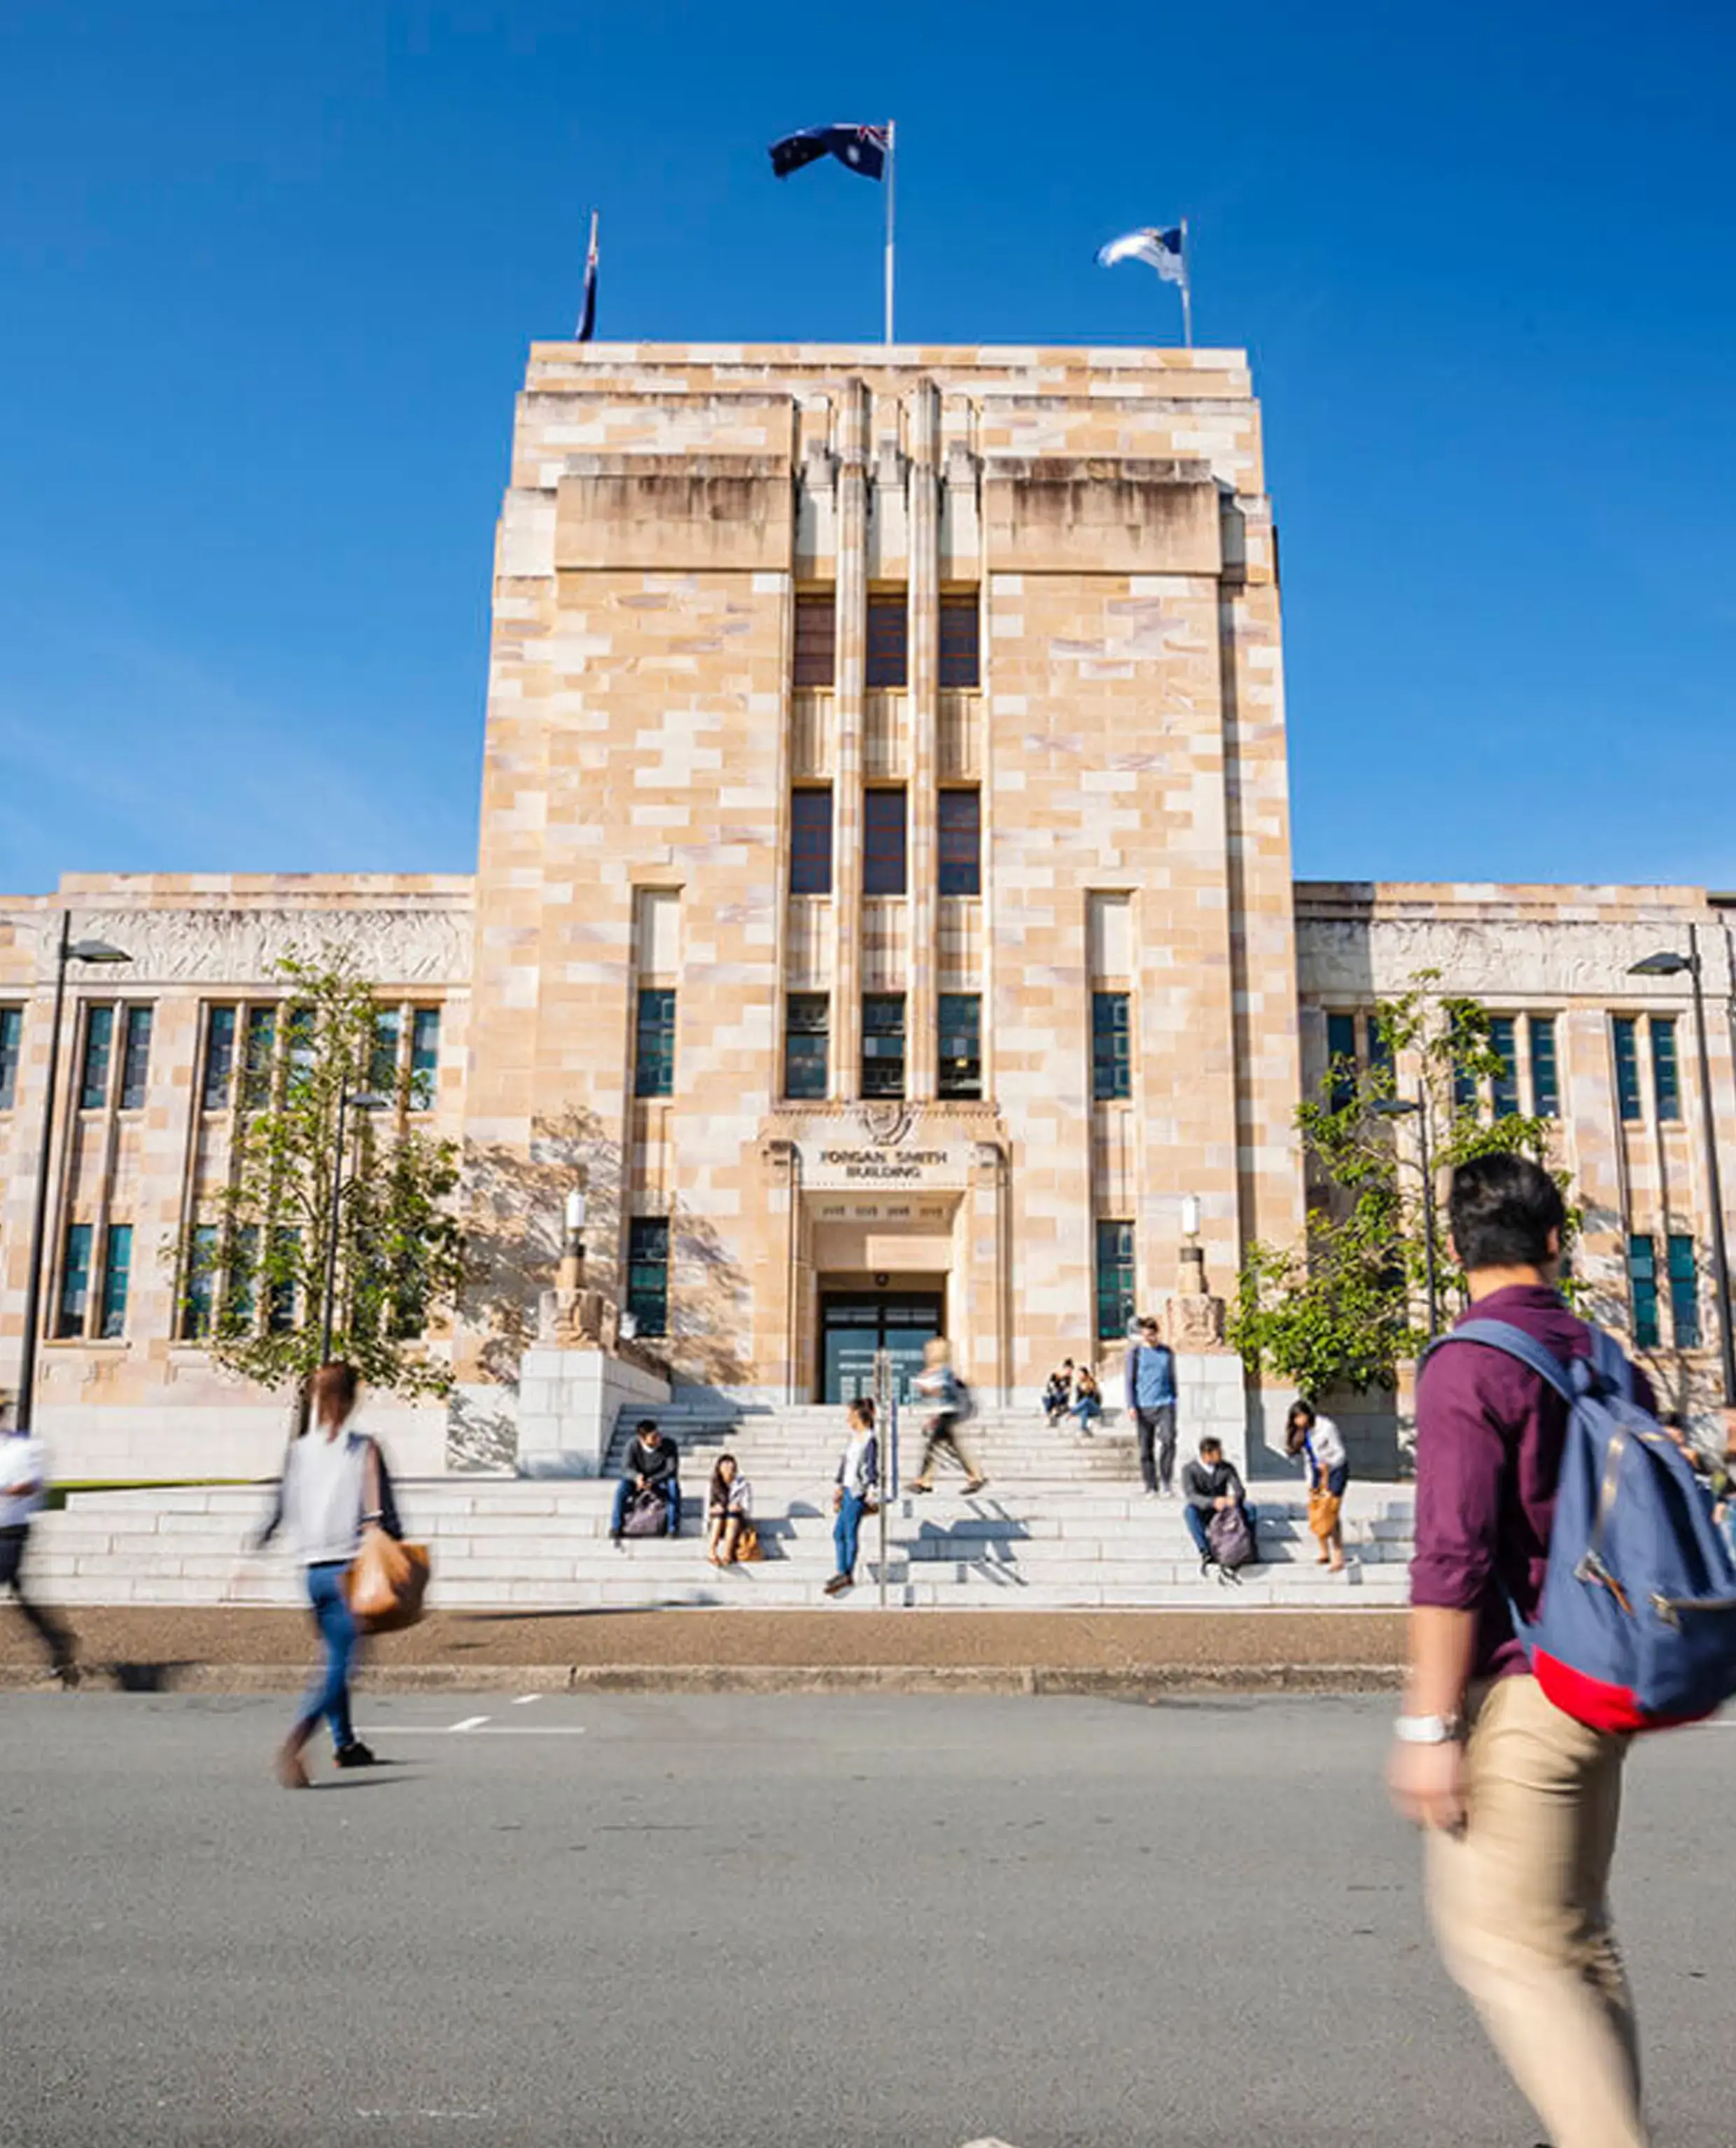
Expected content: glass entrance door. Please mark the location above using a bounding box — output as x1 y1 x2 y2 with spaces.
820 1292 944 1406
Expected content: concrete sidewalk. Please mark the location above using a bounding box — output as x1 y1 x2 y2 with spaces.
0 1604 1408 1696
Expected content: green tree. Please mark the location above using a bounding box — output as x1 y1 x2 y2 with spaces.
171 951 465 1402
1228 975 1575 1397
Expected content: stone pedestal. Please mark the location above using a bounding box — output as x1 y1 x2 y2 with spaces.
514 1346 671 1478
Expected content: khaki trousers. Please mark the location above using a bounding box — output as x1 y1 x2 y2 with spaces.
1425 1673 1648 2148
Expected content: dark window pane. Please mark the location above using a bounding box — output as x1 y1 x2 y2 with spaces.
938 993 981 1100
119 1006 153 1110
1668 1234 1700 1348
202 1006 237 1110
863 788 907 897
1489 1016 1519 1119
790 788 833 895
370 1010 402 1097
0 1005 22 1111
225 1224 260 1334
267 1227 300 1334
284 1007 316 1094
1325 1012 1358 1112
242 1007 276 1109
183 1225 218 1339
1092 991 1131 1101
57 1222 92 1338
862 994 906 1099
626 1218 670 1336
1628 1232 1659 1349
1652 1017 1681 1122
866 594 907 689
1366 1012 1395 1085
784 993 829 1101
80 1005 113 1110
794 594 836 688
1449 1011 1478 1113
1095 1220 1135 1342
939 594 980 689
1530 1015 1559 1118
411 1007 440 1109
937 789 981 897
1613 1017 1642 1122
635 988 676 1098
99 1223 132 1339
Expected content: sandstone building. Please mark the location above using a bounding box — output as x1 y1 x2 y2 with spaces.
2 342 1730 1480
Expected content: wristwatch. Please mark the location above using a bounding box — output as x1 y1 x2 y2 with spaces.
1394 1713 1463 1745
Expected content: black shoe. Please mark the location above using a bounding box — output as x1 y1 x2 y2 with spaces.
334 1741 378 1769
1199 1554 1215 1577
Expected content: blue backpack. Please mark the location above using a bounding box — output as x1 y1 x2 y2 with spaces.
1425 1319 1736 1733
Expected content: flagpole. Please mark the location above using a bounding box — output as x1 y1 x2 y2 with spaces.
1180 217 1193 349
883 120 896 344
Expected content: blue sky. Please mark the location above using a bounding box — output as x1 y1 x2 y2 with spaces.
2 0 1732 894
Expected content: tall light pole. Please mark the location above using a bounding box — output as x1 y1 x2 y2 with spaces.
1374 1089 1439 1341
317 1090 386 1364
1630 926 1735 1404
15 916 130 1432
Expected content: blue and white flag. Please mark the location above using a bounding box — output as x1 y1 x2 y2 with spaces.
769 123 889 182
1098 225 1186 286
576 212 598 342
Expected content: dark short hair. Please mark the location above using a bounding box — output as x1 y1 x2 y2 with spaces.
1199 1437 1223 1459
636 1418 660 1438
1448 1154 1565 1273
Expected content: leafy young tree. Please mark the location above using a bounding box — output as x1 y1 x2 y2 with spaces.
172 951 465 1402
1228 976 1575 1398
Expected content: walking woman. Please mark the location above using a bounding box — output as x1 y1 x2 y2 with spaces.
1286 1398 1349 1574
827 1398 878 1598
909 1339 988 1495
253 1360 400 1787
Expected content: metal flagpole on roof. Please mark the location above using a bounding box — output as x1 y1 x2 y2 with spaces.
1180 218 1193 349
883 120 896 344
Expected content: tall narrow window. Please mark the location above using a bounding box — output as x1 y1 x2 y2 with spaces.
790 788 833 895
99 1223 133 1340
370 1009 402 1097
1325 1012 1359 1113
242 1007 276 1110
862 994 906 1099
863 788 907 896
1667 1234 1700 1348
182 1225 218 1340
286 1005 316 1089
938 994 981 1100
635 988 676 1099
1489 1016 1520 1119
784 993 830 1101
1366 1011 1395 1086
0 1005 22 1110
626 1218 670 1336
937 789 981 897
410 1007 440 1109
866 594 908 688
119 1006 153 1110
794 593 836 688
57 1222 92 1339
1613 1017 1642 1122
1448 1010 1478 1114
1092 991 1131 1102
1628 1233 1659 1349
202 1006 237 1110
267 1227 300 1334
1651 1017 1681 1123
939 593 981 688
1095 1220 1136 1342
79 1005 114 1110
1530 1015 1560 1118
225 1225 260 1334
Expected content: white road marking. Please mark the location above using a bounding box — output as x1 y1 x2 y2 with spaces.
358 1724 587 1737
512 1693 542 1705
448 1715 491 1733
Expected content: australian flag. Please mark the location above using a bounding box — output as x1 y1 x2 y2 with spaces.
769 123 888 183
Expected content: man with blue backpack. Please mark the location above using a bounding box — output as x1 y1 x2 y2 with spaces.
1392 1153 1736 2148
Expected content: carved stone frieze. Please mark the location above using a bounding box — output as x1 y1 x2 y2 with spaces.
1296 917 1729 1001
34 906 473 988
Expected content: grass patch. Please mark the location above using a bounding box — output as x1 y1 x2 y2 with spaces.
45 1477 255 1512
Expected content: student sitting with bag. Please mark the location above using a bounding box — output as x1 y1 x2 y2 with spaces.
609 1419 681 1543
706 1454 759 1566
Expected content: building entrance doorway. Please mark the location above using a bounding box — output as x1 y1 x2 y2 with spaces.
819 1290 944 1406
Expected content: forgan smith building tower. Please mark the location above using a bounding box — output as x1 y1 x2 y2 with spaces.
3 342 1732 1479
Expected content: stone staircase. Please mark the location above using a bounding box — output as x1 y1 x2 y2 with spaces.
27 1390 1416 1610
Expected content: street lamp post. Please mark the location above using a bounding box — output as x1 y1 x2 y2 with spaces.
1630 926 1736 1404
317 1090 387 1364
15 916 130 1433
1373 1089 1439 1341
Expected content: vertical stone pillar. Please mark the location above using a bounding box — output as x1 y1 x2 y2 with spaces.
832 379 869 1101
907 379 941 1099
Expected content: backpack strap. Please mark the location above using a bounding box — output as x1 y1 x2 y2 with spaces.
1421 1318 1575 1402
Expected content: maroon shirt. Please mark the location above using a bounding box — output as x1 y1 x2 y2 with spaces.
1411 1283 1656 1682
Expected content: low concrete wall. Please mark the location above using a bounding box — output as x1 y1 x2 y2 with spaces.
33 1399 450 1483
515 1348 671 1477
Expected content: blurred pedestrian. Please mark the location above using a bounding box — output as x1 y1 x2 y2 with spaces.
909 1339 987 1494
827 1397 878 1597
1287 1399 1349 1572
1126 1316 1178 1497
0 1407 76 1681
253 1361 399 1789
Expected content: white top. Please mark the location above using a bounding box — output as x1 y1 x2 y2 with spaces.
1306 1416 1348 1474
714 1477 753 1519
840 1434 874 1498
0 1433 47 1527
281 1424 371 1565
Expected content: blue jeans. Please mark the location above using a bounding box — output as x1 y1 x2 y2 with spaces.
834 1491 867 1579
1184 1502 1258 1561
611 1475 681 1537
300 1561 358 1752
1324 1463 1350 1498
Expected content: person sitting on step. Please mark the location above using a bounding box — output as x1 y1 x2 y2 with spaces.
1070 1365 1104 1434
706 1453 753 1567
609 1419 681 1543
1042 1360 1075 1425
1182 1437 1258 1575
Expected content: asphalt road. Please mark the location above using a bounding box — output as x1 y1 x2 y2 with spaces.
4 1692 1731 2148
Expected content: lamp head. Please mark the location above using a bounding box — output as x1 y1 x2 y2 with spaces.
1629 950 1690 978
1180 1194 1201 1239
69 940 129 965
1371 1099 1420 1120
344 1092 389 1111
564 1188 588 1234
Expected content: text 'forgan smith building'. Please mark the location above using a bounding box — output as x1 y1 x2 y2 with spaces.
4 341 1732 1478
